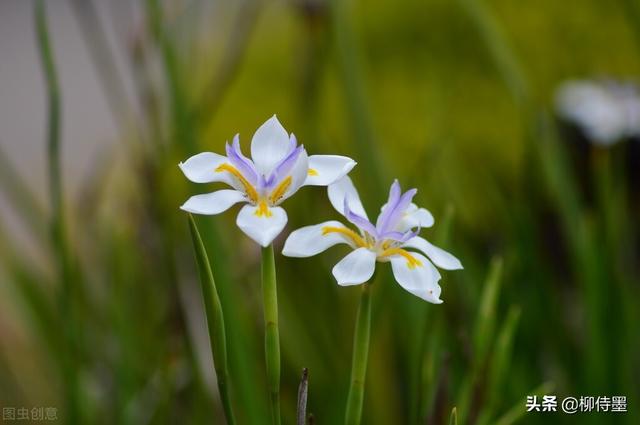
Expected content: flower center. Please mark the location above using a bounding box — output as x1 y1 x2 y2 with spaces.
269 176 292 205
215 163 258 203
255 200 272 217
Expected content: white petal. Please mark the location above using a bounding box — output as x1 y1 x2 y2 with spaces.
304 155 357 186
236 204 288 247
179 152 232 184
402 236 463 270
282 221 353 257
390 252 443 303
327 176 368 220
250 115 291 175
389 203 434 231
280 149 309 202
180 190 246 215
332 247 377 286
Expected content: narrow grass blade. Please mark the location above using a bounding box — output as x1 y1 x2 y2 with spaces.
146 0 195 153
478 306 521 424
261 244 281 425
297 368 309 425
494 382 554 425
449 407 458 425
458 257 504 421
456 0 530 107
35 0 81 422
198 219 267 424
474 257 504 361
328 0 384 206
187 214 236 424
69 0 132 130
488 306 521 391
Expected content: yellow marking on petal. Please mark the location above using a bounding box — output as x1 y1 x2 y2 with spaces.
380 248 422 269
254 200 272 218
322 226 367 248
215 163 258 203
269 176 292 204
308 168 319 176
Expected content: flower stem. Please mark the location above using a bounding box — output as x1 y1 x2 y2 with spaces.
261 245 281 425
187 215 236 424
35 1 80 422
344 282 373 425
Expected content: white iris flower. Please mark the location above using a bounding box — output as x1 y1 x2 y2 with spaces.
283 177 462 303
555 79 640 145
179 116 356 247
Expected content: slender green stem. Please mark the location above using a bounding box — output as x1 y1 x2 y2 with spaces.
187 215 236 424
344 283 373 425
146 0 195 153
328 0 385 207
261 245 281 425
69 0 133 132
296 368 309 425
35 1 80 423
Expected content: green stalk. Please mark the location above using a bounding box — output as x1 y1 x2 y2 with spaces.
261 245 281 425
69 0 132 131
187 215 236 424
344 283 373 425
34 1 80 422
328 0 385 207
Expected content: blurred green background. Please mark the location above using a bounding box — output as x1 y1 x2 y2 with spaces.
0 0 639 423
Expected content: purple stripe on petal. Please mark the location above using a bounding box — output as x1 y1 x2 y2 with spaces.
380 227 419 243
391 188 417 224
266 144 304 189
226 135 258 185
380 231 405 241
376 180 417 234
400 227 420 242
345 198 377 237
375 180 401 231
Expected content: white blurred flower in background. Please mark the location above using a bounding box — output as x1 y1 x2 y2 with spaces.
555 79 640 146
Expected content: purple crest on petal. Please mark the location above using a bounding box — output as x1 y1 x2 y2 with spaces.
265 142 304 189
344 198 377 237
376 180 417 235
226 134 258 185
380 227 419 243
400 227 420 242
376 180 401 231
288 133 298 151
380 231 405 241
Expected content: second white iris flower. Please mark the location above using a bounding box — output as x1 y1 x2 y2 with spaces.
283 177 462 303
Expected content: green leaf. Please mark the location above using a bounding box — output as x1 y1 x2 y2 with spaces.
187 214 236 425
449 407 458 425
474 256 504 361
495 382 554 425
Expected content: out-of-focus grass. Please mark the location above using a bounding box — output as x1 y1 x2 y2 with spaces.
0 0 639 424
